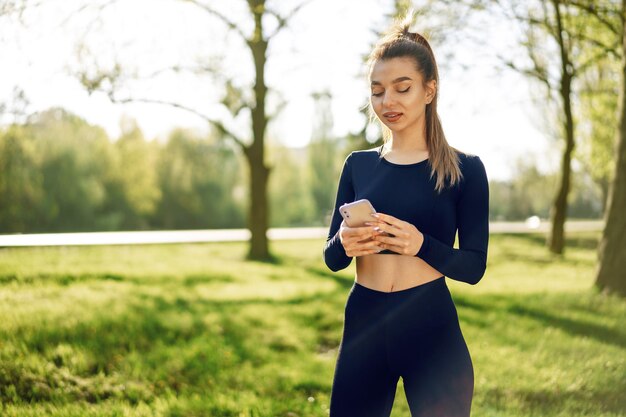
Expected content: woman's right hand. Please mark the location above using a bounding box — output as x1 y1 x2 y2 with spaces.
339 220 383 257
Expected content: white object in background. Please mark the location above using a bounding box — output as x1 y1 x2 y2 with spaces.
525 216 541 229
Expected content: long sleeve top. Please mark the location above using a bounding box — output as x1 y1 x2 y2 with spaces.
322 145 489 285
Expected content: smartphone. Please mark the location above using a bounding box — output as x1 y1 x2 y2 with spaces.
339 199 376 227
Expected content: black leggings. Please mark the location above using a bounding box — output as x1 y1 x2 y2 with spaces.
329 276 474 417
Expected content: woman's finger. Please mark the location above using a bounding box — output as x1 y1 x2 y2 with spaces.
344 230 379 246
351 238 382 250
343 225 377 238
349 247 381 256
377 242 407 255
371 212 407 229
372 221 408 238
346 240 382 256
374 234 407 247
340 227 377 248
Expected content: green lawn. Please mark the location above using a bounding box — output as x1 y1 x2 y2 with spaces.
0 232 624 416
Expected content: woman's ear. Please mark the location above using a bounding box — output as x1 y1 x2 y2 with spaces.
426 80 437 103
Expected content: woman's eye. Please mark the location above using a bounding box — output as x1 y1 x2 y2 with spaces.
371 87 409 97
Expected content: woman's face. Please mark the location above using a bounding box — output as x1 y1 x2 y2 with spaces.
369 57 436 136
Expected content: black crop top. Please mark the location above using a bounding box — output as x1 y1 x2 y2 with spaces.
322 145 489 285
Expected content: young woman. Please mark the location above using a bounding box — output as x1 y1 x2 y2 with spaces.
322 15 489 417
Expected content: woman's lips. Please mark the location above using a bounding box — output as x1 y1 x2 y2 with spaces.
383 112 403 122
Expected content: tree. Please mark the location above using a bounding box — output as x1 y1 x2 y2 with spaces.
434 0 619 254
104 117 161 230
26 108 115 232
308 90 339 225
543 0 626 295
503 1 581 255
268 143 314 227
591 0 626 297
156 128 244 230
489 160 553 221
70 0 313 260
576 5 621 214
578 56 619 213
0 125 42 232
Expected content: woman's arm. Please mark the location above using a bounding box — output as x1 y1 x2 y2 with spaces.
415 155 490 284
323 154 355 272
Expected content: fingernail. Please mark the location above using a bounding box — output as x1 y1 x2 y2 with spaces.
371 213 379 217
373 227 381 232
364 222 373 226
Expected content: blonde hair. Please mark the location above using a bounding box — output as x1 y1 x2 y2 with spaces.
366 11 463 193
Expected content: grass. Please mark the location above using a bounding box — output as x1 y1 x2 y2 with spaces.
0 231 624 416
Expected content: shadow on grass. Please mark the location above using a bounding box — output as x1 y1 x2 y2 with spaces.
488 233 599 268
245 252 286 266
505 302 626 349
453 291 626 350
0 272 126 286
305 266 355 290
494 232 600 251
481 384 626 414
0 272 240 287
495 250 557 265
141 287 342 309
182 273 236 286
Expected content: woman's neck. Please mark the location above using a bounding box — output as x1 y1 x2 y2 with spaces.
386 132 428 154
387 116 428 152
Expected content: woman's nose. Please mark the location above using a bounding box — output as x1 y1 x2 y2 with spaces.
382 91 396 107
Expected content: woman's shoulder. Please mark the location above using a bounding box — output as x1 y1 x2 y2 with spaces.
345 146 384 164
454 149 485 172
453 149 488 188
351 145 383 157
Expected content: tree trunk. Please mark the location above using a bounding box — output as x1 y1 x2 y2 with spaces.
595 0 626 297
548 0 574 255
246 3 272 261
245 145 271 260
599 178 610 215
548 92 574 254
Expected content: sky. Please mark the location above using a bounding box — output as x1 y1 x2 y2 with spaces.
0 0 560 181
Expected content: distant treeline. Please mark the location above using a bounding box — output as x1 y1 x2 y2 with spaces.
0 108 603 234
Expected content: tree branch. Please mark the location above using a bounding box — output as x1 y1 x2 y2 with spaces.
577 48 620 75
0 0 45 20
112 95 248 150
182 0 247 40
59 0 121 27
266 0 315 38
500 53 553 93
575 31 621 68
564 0 621 35
140 62 227 82
551 0 573 77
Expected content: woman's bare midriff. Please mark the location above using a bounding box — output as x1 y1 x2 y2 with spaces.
355 253 444 292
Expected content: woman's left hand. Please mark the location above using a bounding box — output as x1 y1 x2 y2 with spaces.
366 212 424 256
